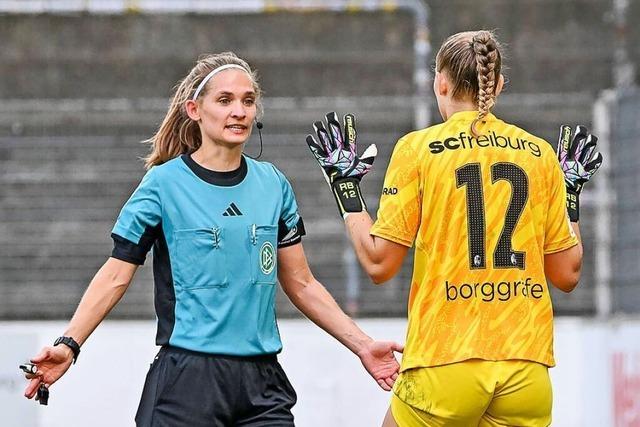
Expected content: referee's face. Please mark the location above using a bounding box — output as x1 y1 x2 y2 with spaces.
196 69 258 148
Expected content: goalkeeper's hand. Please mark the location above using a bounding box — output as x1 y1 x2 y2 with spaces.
306 112 377 217
556 124 603 222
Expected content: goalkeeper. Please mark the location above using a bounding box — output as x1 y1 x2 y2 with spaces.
306 30 602 427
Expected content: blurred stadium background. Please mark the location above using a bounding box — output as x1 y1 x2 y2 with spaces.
0 1 638 426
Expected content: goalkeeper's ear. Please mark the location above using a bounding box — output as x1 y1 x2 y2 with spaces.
495 74 505 97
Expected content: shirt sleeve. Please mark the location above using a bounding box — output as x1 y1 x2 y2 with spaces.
544 160 579 254
370 136 422 247
274 167 306 248
111 168 162 265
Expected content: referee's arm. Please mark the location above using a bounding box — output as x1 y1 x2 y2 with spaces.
62 258 138 346
277 242 403 391
24 258 138 399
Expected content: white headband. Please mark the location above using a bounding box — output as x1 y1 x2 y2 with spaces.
192 64 250 100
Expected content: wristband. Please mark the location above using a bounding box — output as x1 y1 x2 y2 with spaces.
566 188 579 222
331 178 366 217
54 336 81 364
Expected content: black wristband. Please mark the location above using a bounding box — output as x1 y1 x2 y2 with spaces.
331 177 366 217
54 336 81 364
566 188 579 222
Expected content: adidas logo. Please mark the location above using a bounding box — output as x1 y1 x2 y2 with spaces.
222 202 243 217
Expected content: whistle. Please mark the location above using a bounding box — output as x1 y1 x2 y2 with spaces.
19 363 37 375
36 384 49 405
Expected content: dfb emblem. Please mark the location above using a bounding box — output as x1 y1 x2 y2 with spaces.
260 242 275 275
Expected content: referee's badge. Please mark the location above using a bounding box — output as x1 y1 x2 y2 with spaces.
260 242 275 274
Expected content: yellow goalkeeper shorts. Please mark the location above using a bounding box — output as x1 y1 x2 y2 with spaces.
390 359 552 427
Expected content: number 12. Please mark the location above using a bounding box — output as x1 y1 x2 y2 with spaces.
455 162 528 270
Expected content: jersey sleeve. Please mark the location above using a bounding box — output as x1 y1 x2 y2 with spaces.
370 136 422 247
543 160 579 254
274 167 306 248
111 168 162 265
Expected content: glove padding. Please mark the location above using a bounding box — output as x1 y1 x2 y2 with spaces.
556 124 603 221
306 112 377 216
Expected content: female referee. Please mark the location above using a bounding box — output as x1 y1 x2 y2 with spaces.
22 52 403 426
305 31 602 426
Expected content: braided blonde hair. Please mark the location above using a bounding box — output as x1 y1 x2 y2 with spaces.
144 52 262 169
435 30 502 137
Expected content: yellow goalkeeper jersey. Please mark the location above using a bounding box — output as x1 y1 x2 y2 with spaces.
371 111 578 369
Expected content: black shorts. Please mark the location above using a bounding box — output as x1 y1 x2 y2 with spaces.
135 346 297 427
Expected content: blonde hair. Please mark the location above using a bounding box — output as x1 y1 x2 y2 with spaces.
435 30 502 136
144 52 262 169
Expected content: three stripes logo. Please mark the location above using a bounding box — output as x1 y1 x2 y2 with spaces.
222 202 243 217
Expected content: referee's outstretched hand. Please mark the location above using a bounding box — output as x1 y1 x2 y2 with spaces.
23 345 74 400
357 340 404 391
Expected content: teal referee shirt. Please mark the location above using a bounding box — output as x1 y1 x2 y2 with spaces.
111 154 305 356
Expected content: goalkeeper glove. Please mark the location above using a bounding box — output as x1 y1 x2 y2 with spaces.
556 124 603 222
306 112 377 217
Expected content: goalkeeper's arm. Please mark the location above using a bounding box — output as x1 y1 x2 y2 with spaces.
544 124 600 292
544 223 583 292
343 212 408 284
305 112 408 283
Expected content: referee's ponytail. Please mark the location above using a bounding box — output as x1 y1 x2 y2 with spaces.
435 30 504 137
144 52 263 169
